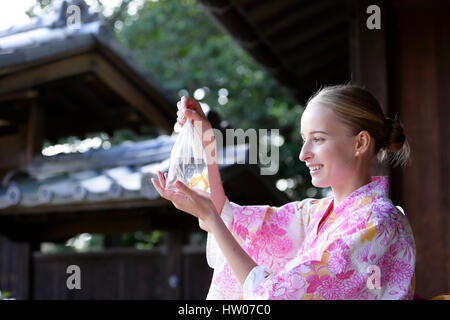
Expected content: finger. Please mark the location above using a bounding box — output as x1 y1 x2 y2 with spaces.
182 96 199 111
152 177 180 202
157 170 166 189
177 109 187 122
151 178 164 197
185 97 204 116
177 114 186 124
195 189 211 198
184 109 202 121
181 96 189 108
174 179 196 199
181 96 206 119
183 96 196 108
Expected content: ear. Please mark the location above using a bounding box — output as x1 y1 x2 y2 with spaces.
355 130 371 155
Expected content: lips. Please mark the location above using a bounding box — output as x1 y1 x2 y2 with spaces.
308 164 324 174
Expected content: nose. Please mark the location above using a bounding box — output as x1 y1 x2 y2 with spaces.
299 142 312 162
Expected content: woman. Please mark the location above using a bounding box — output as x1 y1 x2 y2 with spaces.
152 84 416 300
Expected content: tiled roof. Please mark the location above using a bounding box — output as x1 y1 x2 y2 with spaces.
0 0 109 66
0 0 177 135
0 0 169 101
0 134 248 210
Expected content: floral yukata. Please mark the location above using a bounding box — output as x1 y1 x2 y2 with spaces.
206 176 416 300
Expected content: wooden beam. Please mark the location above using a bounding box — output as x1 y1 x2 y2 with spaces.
247 0 300 24
271 14 347 54
0 53 95 95
25 101 45 164
283 30 347 67
231 0 260 7
0 89 39 102
262 0 340 38
0 197 170 215
91 55 174 133
0 206 198 242
292 45 348 78
44 108 142 139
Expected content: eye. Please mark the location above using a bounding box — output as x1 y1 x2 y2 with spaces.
313 137 324 142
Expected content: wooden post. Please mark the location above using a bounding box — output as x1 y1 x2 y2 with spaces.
0 235 33 299
164 231 183 299
348 0 391 177
25 100 45 165
388 0 450 297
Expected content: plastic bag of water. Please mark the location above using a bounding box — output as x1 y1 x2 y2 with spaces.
166 118 210 192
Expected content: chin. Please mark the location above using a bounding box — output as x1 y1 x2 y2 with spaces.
311 177 330 188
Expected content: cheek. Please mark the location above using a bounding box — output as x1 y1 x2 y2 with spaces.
320 144 355 169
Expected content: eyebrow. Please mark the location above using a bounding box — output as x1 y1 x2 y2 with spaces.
300 130 329 137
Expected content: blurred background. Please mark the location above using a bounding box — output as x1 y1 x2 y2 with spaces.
0 0 448 299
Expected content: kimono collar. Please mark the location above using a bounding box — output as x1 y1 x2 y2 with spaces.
331 176 389 215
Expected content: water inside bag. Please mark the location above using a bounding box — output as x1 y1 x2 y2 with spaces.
166 157 209 192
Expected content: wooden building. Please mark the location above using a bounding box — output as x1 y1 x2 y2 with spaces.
1 0 448 299
198 0 449 297
0 1 289 299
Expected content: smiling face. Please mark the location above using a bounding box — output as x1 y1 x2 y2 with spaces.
299 102 360 188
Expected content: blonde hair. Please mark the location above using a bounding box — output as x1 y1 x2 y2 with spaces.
307 84 411 168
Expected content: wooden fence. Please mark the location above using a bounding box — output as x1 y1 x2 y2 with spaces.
1 238 213 299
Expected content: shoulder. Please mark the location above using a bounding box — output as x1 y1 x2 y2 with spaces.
365 197 413 238
366 197 402 222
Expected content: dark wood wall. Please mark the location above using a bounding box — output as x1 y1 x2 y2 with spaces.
0 234 213 300
0 236 33 299
349 0 391 177
31 246 212 299
389 0 450 298
350 0 449 297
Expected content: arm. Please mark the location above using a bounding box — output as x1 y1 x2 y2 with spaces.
207 208 257 285
177 96 226 215
204 135 226 215
207 199 310 273
152 172 256 285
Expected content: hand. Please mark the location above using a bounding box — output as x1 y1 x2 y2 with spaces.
176 96 213 140
151 170 217 232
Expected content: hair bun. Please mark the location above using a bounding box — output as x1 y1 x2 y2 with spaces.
382 113 405 152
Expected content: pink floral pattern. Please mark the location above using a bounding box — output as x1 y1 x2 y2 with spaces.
206 176 416 300
327 239 351 274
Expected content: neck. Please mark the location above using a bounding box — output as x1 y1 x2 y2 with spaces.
331 172 372 209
